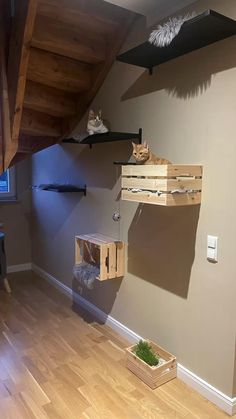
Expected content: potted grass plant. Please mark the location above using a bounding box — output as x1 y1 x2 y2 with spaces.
126 339 176 389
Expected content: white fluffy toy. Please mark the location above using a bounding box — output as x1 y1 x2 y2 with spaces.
149 13 196 48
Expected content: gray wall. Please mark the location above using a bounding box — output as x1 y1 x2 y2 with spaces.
0 159 32 266
31 0 236 398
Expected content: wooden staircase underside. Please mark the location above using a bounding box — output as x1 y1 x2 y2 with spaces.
0 0 136 172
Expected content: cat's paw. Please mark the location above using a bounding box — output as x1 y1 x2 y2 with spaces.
88 130 94 135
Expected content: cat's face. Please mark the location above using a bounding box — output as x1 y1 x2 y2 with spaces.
132 142 150 163
88 110 102 128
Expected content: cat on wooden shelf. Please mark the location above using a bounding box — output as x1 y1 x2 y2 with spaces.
87 109 108 135
132 141 171 165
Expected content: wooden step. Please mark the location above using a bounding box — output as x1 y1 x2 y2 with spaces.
27 48 91 93
18 133 58 153
21 108 62 136
32 15 106 64
38 0 121 35
24 81 77 117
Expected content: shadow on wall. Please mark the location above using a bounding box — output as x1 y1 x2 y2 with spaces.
121 36 236 101
62 140 133 190
72 276 123 323
128 203 200 298
32 191 85 239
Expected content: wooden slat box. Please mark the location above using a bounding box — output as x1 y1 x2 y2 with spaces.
126 340 177 389
75 233 125 281
121 164 202 206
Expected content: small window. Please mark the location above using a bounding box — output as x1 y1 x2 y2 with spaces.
0 167 16 201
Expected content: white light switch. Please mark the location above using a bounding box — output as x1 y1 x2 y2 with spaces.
207 235 218 262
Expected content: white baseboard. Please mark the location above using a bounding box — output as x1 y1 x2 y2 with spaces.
177 364 236 416
7 263 32 273
32 264 236 416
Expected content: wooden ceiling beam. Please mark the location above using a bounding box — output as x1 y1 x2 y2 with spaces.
21 108 62 136
27 48 91 93
6 0 38 169
32 15 106 64
0 7 11 172
24 81 77 117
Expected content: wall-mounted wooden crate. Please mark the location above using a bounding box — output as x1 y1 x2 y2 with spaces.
75 234 125 281
126 340 177 389
121 164 202 206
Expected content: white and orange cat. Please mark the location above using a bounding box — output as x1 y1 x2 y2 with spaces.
87 110 108 135
132 141 171 165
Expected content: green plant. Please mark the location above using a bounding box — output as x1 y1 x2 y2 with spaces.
133 340 159 367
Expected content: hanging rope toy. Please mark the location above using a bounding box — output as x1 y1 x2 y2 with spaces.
149 13 196 48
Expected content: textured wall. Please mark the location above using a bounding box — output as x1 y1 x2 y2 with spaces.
0 159 32 266
32 0 236 398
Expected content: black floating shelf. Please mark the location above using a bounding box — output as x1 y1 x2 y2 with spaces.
39 184 86 195
113 161 137 165
117 10 236 72
63 129 142 146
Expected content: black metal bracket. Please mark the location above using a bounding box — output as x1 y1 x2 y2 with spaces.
138 128 142 144
149 67 153 75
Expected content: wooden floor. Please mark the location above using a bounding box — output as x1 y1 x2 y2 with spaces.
0 271 232 419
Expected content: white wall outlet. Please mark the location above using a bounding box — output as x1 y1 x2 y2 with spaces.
207 235 218 263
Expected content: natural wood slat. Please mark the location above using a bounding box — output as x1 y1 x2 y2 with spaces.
0 11 11 172
21 108 62 136
27 48 91 93
6 0 38 168
24 81 77 117
122 164 203 177
32 15 106 64
122 177 202 191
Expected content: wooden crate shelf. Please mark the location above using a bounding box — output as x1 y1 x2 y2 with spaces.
126 340 177 389
121 164 202 206
75 234 125 281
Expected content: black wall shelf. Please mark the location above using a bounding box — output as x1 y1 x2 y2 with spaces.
117 10 236 72
38 184 87 195
113 161 136 165
63 129 142 146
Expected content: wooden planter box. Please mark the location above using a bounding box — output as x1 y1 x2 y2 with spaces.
75 233 125 281
126 340 177 389
121 164 202 206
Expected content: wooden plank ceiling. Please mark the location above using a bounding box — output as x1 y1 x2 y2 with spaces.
0 0 136 172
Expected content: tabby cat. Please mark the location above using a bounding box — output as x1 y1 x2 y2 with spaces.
132 141 171 165
87 110 108 135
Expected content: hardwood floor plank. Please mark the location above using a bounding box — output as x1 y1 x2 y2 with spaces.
0 271 232 419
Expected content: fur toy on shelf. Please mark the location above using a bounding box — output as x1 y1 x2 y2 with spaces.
149 13 196 48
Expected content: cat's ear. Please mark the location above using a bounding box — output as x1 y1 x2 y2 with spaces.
143 140 149 149
89 110 95 119
132 142 137 149
98 109 102 118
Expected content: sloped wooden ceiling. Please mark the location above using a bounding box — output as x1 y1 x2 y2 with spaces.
0 0 136 172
